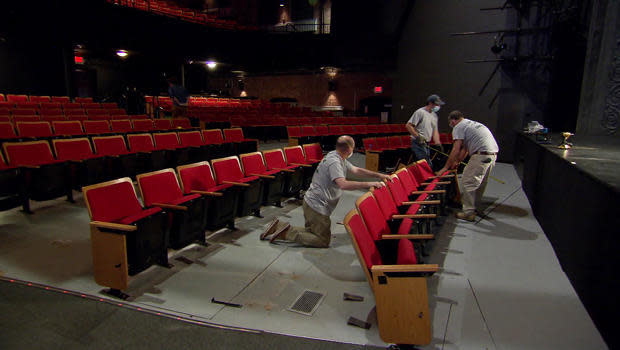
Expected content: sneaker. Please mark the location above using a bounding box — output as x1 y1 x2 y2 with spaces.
456 211 476 222
260 218 279 240
269 223 291 243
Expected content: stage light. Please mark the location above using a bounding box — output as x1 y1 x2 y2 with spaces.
116 49 129 58
206 61 217 69
280 3 284 7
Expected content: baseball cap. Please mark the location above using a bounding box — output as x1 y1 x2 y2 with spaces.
427 94 445 105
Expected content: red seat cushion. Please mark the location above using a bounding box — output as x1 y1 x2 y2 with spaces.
87 181 146 222
396 239 418 265
118 207 163 225
138 171 185 206
348 212 383 269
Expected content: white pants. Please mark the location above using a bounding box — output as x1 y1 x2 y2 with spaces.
460 154 496 214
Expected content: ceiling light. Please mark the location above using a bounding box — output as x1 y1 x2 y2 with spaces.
116 49 129 58
206 61 217 69
280 3 284 7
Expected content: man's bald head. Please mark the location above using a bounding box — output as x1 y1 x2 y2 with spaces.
336 135 355 158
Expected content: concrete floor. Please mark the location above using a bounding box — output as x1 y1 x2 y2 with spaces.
0 144 608 349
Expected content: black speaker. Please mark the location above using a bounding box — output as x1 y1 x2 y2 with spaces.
328 81 337 91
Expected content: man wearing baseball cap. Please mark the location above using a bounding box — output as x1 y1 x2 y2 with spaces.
405 94 445 168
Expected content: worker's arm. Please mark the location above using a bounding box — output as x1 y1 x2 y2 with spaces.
349 166 390 181
334 177 384 191
406 123 419 138
437 139 463 174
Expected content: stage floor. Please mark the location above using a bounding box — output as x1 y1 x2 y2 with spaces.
0 152 608 348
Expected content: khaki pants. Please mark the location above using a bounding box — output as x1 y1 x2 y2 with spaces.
284 201 332 248
460 154 496 214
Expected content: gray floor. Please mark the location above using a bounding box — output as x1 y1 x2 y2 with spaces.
0 144 608 349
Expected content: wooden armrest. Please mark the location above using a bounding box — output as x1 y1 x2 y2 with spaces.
250 173 276 179
152 203 188 211
411 190 446 195
90 221 137 232
392 213 437 219
381 234 435 240
371 264 439 274
402 200 441 205
432 174 455 178
22 165 41 169
190 190 223 197
273 168 295 173
69 159 84 163
222 181 250 187
421 181 451 185
291 163 312 168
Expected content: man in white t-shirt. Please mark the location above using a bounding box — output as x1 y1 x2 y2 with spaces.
437 111 499 221
405 94 444 169
262 135 389 247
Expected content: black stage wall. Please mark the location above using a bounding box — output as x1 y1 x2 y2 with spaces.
516 133 620 349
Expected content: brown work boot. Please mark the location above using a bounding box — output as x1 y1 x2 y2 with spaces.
260 218 279 240
269 223 291 243
456 211 476 222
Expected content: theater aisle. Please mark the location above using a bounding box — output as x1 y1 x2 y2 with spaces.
420 163 607 350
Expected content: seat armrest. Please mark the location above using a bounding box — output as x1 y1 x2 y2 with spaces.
291 163 312 167
371 264 439 274
190 190 223 197
392 213 436 219
249 173 276 179
152 203 188 211
222 180 250 187
402 200 441 205
90 221 137 232
381 234 434 240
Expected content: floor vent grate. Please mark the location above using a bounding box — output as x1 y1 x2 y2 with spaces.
288 290 326 316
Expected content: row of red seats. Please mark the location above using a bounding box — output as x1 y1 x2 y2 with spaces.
0 128 259 213
0 109 128 118
0 114 144 123
0 102 119 110
344 160 457 345
81 143 324 293
0 118 192 139
0 94 92 103
107 0 257 31
288 124 406 138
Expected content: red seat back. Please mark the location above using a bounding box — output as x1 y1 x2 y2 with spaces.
396 168 419 194
30 96 50 103
137 169 184 207
240 152 267 175
262 149 287 170
203 129 224 144
177 162 217 193
287 126 301 138
153 132 180 150
363 138 376 151
172 118 191 129
301 126 316 137
53 121 83 135
7 94 28 103
3 141 56 166
386 175 411 206
93 136 129 156
51 96 70 103
302 143 323 161
127 134 155 152
87 109 108 116
283 146 306 164
389 135 403 148
211 156 244 183
16 122 53 138
12 109 37 116
371 185 399 221
355 192 390 240
178 131 204 147
315 125 328 135
53 138 95 161
75 97 93 103
13 116 40 122
375 137 388 149
110 119 133 133
83 120 110 134
223 128 244 142
0 122 17 138
84 178 144 222
344 209 383 270
154 119 172 130
132 119 154 131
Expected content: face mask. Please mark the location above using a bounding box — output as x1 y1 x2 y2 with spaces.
432 106 441 113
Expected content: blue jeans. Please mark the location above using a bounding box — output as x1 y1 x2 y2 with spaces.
411 140 432 168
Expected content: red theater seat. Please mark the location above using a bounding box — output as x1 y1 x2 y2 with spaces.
84 120 111 134
343 208 437 345
52 121 84 135
127 133 167 171
223 128 258 154
172 118 191 129
3 140 72 213
132 119 154 132
262 148 304 196
153 132 190 167
302 143 323 163
83 177 170 290
110 119 133 133
6 94 29 103
137 169 207 249
53 138 108 187
240 152 284 207
177 161 238 230
75 97 93 103
154 119 173 130
211 156 263 217
92 135 143 178
0 122 17 139
51 96 71 103
16 121 53 138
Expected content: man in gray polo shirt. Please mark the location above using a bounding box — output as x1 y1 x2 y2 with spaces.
262 135 389 247
437 110 499 221
406 94 445 168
